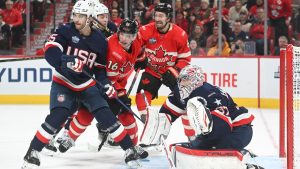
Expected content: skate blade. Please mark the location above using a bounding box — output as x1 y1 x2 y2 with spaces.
21 161 39 169
41 148 59 157
126 160 142 168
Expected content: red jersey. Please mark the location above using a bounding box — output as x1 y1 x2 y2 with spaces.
1 8 23 27
106 33 144 94
139 23 191 78
268 0 291 19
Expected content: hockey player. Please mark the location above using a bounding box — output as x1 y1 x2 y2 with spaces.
134 3 191 145
46 1 118 150
57 19 148 158
91 2 117 37
22 1 141 168
159 65 254 150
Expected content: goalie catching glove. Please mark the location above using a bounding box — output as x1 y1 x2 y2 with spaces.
186 97 213 135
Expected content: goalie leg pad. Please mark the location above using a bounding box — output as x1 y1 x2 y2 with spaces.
140 106 160 145
151 113 172 145
140 110 172 145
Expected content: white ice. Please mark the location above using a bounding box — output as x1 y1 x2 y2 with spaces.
0 105 286 169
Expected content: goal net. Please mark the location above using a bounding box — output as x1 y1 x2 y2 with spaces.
280 44 300 169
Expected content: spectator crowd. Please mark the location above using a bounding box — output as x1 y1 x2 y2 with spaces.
0 0 299 56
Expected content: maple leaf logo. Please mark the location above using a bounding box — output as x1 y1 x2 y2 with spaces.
142 78 150 85
146 46 175 68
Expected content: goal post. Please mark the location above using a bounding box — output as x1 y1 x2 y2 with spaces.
280 44 300 169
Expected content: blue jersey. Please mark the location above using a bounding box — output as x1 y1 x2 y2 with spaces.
161 82 254 127
44 23 109 91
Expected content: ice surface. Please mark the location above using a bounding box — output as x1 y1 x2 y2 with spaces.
0 105 286 169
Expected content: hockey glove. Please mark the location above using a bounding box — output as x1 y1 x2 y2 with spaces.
161 67 179 89
104 84 117 99
61 55 84 73
116 95 131 113
134 57 148 71
109 95 132 114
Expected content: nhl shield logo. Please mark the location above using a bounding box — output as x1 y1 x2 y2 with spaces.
57 94 65 102
72 36 80 43
149 38 157 44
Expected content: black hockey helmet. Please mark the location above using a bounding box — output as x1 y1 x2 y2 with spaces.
118 19 138 34
154 3 173 18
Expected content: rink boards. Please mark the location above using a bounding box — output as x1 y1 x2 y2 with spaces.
0 56 280 108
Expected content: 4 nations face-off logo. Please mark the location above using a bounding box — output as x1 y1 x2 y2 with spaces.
145 46 176 70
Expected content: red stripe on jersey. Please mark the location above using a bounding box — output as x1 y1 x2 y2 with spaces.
163 103 181 117
44 44 58 52
36 131 49 144
232 115 254 127
211 111 233 130
53 76 96 91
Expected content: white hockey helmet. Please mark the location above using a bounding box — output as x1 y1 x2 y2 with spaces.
178 65 205 99
187 97 213 135
72 0 93 17
92 3 109 17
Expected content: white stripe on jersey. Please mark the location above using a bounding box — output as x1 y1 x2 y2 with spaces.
145 48 177 56
178 51 191 58
166 98 186 114
45 41 64 52
54 71 94 90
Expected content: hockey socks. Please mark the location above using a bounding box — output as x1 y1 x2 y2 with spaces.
118 112 138 145
68 108 94 141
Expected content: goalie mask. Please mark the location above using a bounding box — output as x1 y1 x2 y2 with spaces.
187 97 213 135
178 65 205 100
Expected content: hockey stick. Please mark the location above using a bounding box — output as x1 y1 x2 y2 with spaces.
98 69 141 151
127 68 141 96
161 137 175 168
81 69 143 123
0 56 44 63
89 16 112 35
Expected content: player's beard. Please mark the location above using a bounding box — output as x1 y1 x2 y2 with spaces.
155 21 170 33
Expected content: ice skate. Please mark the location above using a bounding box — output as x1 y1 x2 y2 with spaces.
124 146 142 168
56 129 69 144
135 145 148 159
42 138 57 156
246 163 265 169
58 134 75 153
22 148 40 169
97 123 119 148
